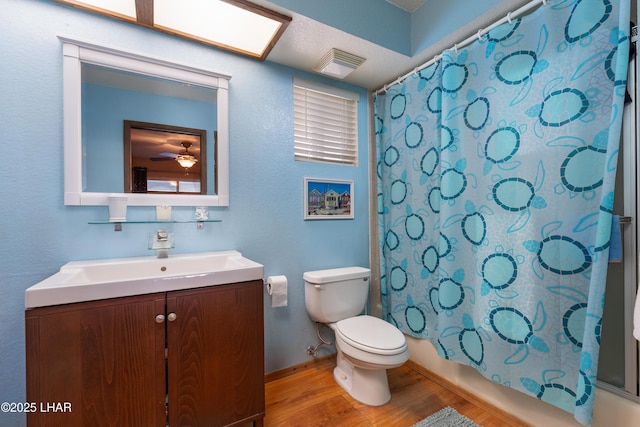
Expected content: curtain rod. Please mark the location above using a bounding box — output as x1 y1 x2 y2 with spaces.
374 0 547 95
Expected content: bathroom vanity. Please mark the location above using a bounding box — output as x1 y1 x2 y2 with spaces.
25 252 265 427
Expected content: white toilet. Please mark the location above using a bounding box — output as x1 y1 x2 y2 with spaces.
304 266 409 406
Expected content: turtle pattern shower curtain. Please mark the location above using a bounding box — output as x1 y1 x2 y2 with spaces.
374 0 630 424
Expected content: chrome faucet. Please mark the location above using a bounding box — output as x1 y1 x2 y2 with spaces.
150 229 173 258
157 229 169 242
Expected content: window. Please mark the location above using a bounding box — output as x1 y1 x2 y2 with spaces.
293 78 359 166
147 180 201 193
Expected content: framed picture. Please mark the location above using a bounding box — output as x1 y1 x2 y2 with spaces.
304 178 354 220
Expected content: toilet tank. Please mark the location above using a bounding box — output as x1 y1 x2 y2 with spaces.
304 267 370 323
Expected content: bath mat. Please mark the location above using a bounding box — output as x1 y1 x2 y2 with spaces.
411 407 482 427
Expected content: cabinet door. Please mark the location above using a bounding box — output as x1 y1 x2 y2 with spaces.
167 280 264 427
26 293 166 427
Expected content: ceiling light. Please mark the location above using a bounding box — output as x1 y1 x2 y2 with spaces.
313 48 366 79
176 142 198 170
154 0 287 58
70 0 136 18
54 0 291 60
176 154 197 169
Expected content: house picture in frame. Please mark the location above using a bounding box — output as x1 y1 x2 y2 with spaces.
304 178 354 220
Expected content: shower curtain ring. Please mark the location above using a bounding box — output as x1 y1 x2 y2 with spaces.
542 0 548 5
454 43 458 54
477 29 486 42
507 12 513 25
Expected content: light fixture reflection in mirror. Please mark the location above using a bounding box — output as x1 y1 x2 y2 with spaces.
124 121 207 194
176 143 198 171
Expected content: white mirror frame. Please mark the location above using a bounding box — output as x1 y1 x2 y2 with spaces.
60 36 230 206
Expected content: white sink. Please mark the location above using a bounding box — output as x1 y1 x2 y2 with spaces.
25 251 264 308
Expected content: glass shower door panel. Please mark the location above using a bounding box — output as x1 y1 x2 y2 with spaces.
597 51 638 398
599 254 626 388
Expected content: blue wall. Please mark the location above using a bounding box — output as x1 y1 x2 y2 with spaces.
269 0 412 55
269 0 508 56
410 0 504 54
0 1 369 424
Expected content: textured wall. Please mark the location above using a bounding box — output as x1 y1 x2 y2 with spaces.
0 1 369 425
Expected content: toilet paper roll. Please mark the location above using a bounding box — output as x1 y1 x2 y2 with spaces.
267 275 288 307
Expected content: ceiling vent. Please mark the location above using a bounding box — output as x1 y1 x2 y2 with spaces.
313 48 366 79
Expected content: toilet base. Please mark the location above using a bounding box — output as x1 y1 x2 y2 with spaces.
333 351 391 406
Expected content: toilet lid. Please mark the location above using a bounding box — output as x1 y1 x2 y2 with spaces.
335 315 406 354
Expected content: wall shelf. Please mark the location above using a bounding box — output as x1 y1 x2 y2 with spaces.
89 219 221 231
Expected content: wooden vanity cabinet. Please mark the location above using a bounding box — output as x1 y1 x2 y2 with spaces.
167 280 265 427
26 280 265 427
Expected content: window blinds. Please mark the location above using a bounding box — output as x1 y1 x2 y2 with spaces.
293 80 358 166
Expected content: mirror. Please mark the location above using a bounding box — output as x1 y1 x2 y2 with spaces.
82 63 216 196
61 36 230 206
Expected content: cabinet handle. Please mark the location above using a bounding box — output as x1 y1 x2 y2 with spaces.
155 314 165 323
167 312 177 322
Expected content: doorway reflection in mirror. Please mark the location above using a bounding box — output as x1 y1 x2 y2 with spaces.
124 121 207 195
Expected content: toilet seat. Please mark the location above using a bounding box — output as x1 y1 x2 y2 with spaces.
335 315 407 356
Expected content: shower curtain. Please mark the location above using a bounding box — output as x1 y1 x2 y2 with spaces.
374 0 630 424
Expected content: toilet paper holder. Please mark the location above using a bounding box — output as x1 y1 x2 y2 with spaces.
265 275 288 308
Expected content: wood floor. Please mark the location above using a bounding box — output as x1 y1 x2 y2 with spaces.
264 357 524 427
